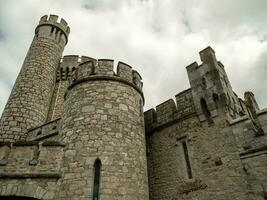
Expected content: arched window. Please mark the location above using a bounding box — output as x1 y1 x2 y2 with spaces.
93 159 101 200
66 67 70 78
200 98 212 122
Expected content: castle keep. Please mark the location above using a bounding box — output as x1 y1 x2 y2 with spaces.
0 14 266 200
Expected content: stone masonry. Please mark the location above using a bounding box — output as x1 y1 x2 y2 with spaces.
0 14 266 200
0 15 69 142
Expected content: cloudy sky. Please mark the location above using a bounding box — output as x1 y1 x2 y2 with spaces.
0 0 267 114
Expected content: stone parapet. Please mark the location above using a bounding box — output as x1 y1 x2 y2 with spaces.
27 118 61 141
144 88 196 133
67 59 143 99
36 14 70 44
60 56 148 199
56 55 97 81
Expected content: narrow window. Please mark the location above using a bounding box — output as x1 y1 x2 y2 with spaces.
93 159 101 200
36 29 39 37
59 32 63 43
66 67 70 78
55 28 59 36
50 27 55 37
200 98 211 119
182 141 193 179
212 93 219 108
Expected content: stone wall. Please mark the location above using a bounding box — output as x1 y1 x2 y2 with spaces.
47 55 96 122
27 118 61 142
241 153 267 200
230 109 267 200
0 14 265 200
0 15 69 142
0 141 64 199
59 59 148 200
144 47 265 200
186 47 245 124
144 88 195 133
146 116 250 200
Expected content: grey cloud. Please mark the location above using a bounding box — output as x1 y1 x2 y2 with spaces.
250 48 267 108
0 0 266 114
0 30 6 40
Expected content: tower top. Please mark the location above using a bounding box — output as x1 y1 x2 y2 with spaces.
35 14 70 44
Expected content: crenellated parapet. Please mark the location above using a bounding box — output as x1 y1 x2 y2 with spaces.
186 46 247 123
56 55 96 81
61 58 148 199
144 89 196 133
67 59 143 99
35 14 70 45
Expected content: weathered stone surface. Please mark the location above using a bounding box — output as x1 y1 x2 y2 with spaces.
60 62 148 199
0 14 69 142
0 15 266 200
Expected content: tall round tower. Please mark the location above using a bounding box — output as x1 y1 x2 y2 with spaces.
60 60 149 199
0 15 69 141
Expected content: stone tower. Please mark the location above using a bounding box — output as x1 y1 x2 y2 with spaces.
0 14 266 200
0 15 69 141
60 60 149 199
186 47 245 123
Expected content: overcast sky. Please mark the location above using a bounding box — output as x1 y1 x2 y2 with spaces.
0 0 267 114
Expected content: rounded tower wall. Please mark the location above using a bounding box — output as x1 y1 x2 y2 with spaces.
60 60 148 199
47 55 97 121
0 14 69 141
36 14 70 46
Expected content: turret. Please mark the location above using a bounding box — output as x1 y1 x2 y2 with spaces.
60 60 149 199
0 15 69 141
46 55 96 121
186 47 245 123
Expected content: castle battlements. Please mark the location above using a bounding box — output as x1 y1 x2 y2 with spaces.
0 14 266 200
35 14 70 45
67 59 143 98
37 14 70 37
61 55 96 64
144 89 195 133
57 55 96 81
57 55 143 93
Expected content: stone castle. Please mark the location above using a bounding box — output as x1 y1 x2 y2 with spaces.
0 14 266 200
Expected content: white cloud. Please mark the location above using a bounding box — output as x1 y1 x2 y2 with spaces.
0 0 266 115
